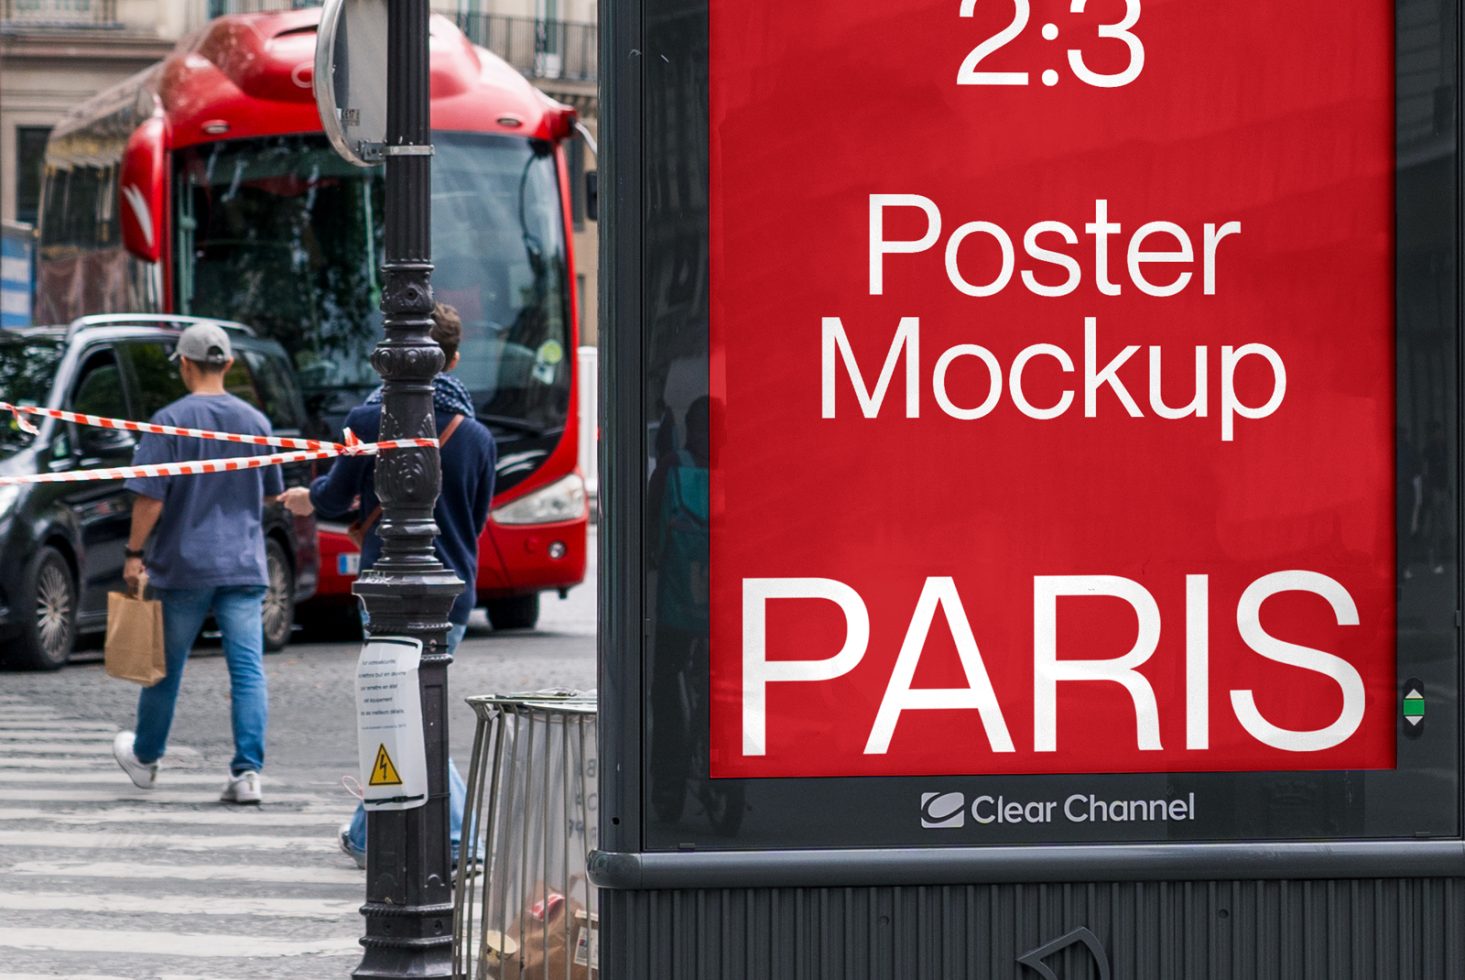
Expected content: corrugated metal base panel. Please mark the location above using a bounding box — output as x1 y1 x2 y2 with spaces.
603 879 1465 979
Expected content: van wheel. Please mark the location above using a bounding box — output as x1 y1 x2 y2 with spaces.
262 538 295 652
8 546 76 671
485 594 540 631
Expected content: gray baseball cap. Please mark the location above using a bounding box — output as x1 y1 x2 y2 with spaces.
170 322 232 365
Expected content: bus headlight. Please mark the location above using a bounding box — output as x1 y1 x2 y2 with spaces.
491 474 586 525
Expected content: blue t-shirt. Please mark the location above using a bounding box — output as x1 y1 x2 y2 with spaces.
124 394 285 590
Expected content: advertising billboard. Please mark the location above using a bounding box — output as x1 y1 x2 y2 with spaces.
711 2 1396 779
631 0 1459 852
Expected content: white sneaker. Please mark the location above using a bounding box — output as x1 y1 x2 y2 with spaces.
221 770 263 805
112 731 158 790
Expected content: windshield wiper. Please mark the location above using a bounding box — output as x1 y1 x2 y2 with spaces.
476 413 556 438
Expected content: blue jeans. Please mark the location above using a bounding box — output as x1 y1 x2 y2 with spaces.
134 586 269 775
346 623 468 861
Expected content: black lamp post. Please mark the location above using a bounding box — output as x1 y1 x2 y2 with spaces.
352 0 463 976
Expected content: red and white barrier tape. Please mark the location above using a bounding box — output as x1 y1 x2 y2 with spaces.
2 401 334 450
0 402 437 487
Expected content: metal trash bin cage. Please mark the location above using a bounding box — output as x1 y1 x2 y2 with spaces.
454 692 599 980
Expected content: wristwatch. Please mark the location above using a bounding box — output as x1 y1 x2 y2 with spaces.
124 547 145 560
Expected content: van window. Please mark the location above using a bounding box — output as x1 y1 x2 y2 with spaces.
118 342 187 420
223 358 264 411
243 350 303 433
119 339 285 425
70 350 127 420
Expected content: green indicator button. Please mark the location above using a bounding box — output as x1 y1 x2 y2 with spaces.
1403 683 1426 732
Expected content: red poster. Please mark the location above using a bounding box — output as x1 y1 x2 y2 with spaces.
708 0 1396 777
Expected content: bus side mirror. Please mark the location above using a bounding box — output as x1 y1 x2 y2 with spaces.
120 117 166 263
586 171 599 223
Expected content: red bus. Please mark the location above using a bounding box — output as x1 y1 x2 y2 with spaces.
35 9 588 630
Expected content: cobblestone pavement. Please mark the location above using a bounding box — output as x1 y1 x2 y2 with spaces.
0 545 596 979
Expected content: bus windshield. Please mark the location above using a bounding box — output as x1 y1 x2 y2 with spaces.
174 132 571 439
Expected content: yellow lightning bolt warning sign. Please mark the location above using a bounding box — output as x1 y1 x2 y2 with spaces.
356 637 427 810
370 744 403 786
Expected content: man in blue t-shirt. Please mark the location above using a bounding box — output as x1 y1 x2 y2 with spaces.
111 323 283 806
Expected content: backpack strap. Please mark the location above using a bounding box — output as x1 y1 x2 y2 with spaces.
352 415 467 540
438 413 466 446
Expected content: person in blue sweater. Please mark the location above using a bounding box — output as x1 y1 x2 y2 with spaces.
282 303 495 868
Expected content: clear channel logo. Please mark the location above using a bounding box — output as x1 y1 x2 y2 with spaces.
920 791 966 829
920 790 1200 828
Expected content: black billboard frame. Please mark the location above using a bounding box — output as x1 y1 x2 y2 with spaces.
593 0 1465 893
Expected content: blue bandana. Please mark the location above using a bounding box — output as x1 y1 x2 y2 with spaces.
365 374 475 418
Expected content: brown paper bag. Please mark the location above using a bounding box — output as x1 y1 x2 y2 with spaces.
484 885 598 980
105 588 165 687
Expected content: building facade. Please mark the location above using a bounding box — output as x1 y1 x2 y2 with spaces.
0 0 195 226
0 0 599 341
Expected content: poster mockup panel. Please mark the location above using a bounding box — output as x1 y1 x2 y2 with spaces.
707 1 1396 778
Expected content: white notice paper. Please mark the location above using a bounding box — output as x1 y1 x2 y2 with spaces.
355 636 428 811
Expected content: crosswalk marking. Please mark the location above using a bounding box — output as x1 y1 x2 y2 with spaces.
6 974 235 980
0 787 329 803
0 756 208 769
0 828 339 852
8 859 365 886
0 729 122 740
0 698 369 972
0 769 336 789
0 926 360 958
0 721 120 732
0 741 202 757
0 890 360 920
0 806 343 829
0 740 203 757
0 741 112 753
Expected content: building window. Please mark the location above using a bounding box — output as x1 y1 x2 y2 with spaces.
16 127 52 227
568 136 586 231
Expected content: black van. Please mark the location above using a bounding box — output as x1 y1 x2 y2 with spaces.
0 315 319 670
